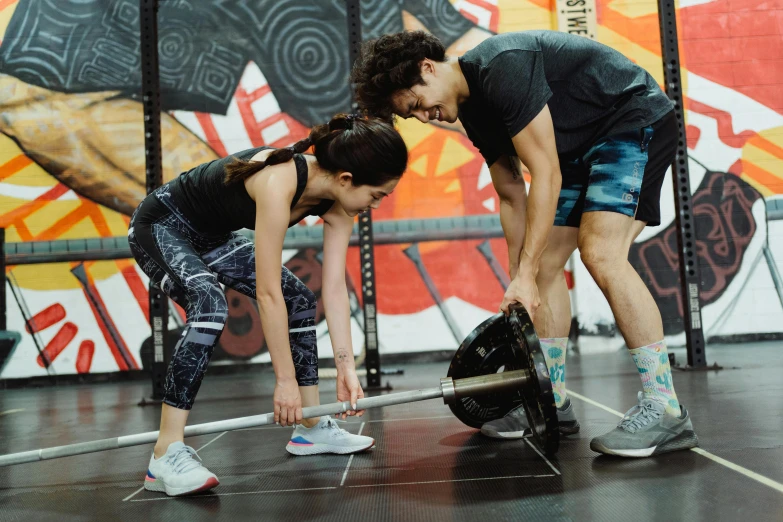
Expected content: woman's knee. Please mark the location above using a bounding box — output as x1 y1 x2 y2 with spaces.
185 282 229 322
283 277 318 386
164 284 228 409
285 276 317 316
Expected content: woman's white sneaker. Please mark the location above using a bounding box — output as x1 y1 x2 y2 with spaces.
286 416 375 455
144 441 219 496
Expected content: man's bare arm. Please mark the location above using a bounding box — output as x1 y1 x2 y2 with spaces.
490 155 528 279
510 104 562 275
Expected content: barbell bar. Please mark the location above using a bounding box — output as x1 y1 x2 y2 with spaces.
0 369 529 467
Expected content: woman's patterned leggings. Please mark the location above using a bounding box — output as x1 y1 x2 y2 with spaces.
128 194 318 410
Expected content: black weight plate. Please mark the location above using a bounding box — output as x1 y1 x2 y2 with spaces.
507 306 559 455
447 312 527 429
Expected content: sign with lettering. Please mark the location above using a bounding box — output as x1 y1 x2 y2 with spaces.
556 0 598 40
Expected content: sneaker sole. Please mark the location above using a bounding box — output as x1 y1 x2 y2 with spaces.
559 421 580 435
144 476 220 496
286 440 375 456
590 430 699 458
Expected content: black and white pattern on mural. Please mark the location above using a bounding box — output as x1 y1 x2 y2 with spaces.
0 0 244 114
128 203 318 410
0 0 477 122
401 0 479 43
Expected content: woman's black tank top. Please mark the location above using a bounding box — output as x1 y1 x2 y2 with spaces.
162 147 334 236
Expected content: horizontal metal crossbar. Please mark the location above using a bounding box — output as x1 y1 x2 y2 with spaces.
3 215 504 265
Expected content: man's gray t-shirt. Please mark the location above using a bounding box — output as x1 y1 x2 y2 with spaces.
457 31 674 166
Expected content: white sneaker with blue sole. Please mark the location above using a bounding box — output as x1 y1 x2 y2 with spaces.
144 441 219 496
286 416 375 455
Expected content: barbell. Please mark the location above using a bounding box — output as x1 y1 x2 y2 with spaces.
0 305 558 467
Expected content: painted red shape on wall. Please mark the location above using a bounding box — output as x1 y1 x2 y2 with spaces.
119 263 149 321
37 322 78 367
75 340 95 374
25 303 66 334
686 125 701 150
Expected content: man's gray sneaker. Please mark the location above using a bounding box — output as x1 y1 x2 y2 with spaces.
590 392 699 457
480 398 580 439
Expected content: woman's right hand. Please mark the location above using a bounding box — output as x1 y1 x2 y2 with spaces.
274 377 303 427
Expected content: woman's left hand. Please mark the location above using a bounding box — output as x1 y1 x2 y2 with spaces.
336 369 365 419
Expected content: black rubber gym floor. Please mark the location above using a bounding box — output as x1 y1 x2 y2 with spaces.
1 341 781 521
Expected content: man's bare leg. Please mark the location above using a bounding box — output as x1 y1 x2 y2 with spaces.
534 227 578 410
578 211 680 416
480 226 580 438
577 211 663 347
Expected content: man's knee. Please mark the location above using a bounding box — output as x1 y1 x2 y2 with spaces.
537 233 577 285
537 258 568 286
578 235 625 283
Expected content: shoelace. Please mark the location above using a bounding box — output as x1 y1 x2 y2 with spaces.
167 445 203 475
322 418 350 438
619 402 663 433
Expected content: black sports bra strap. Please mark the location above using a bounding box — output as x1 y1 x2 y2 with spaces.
290 154 308 210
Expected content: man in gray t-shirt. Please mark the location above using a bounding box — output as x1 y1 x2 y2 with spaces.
457 31 673 163
352 30 698 459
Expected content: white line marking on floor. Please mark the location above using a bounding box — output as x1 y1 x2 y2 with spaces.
130 486 339 502
566 390 625 417
122 486 146 502
0 409 24 417
347 474 555 488
122 431 228 502
196 431 227 452
690 448 783 494
523 438 561 476
128 475 554 501
340 422 365 487
566 389 783 495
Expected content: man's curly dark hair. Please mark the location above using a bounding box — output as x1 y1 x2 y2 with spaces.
350 31 447 121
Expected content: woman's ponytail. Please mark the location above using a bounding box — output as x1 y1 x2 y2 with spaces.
224 112 406 188
223 135 314 185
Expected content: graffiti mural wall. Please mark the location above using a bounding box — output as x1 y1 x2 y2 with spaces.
0 0 780 379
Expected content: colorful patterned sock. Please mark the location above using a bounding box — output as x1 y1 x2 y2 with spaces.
629 340 681 416
540 337 568 408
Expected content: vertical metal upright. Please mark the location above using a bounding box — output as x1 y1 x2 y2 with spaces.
0 229 5 332
345 0 382 388
140 0 169 398
657 0 706 367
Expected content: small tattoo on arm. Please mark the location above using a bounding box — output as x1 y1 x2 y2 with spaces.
336 349 351 362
